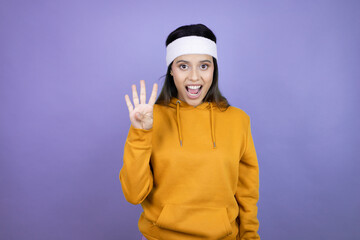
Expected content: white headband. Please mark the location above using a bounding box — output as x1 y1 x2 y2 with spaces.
166 35 217 67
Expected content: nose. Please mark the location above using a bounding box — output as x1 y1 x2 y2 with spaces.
189 68 200 81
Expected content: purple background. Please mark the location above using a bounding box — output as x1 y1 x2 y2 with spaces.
1 0 359 239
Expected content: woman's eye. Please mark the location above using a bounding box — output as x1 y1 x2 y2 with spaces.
200 64 208 70
180 64 188 70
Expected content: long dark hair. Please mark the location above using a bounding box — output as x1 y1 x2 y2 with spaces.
155 24 230 110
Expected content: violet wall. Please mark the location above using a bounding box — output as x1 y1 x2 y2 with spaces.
1 0 359 239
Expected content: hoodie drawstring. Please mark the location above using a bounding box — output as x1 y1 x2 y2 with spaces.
176 100 183 146
209 102 216 148
175 100 216 149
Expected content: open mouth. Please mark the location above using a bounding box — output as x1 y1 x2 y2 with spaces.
185 85 203 98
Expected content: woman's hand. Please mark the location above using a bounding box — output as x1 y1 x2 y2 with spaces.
125 80 158 130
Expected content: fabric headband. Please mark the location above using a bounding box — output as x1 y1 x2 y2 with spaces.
166 35 217 67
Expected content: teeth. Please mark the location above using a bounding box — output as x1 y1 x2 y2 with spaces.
187 85 201 89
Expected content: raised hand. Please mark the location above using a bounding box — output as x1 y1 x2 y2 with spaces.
125 80 158 130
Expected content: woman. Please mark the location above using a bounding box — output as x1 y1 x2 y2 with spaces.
120 24 260 240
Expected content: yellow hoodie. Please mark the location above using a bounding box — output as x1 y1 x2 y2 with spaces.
119 97 260 240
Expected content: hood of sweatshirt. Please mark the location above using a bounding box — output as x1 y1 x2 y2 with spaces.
168 97 216 148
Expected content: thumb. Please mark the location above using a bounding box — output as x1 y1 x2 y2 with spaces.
135 112 144 121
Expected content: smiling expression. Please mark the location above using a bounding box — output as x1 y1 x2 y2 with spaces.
170 54 214 107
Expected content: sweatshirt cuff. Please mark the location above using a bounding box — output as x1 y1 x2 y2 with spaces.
126 124 153 147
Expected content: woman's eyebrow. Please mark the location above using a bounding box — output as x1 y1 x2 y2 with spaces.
175 60 189 64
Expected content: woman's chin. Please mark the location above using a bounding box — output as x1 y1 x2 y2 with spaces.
183 97 204 107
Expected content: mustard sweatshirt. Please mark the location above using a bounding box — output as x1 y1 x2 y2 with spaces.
119 97 260 240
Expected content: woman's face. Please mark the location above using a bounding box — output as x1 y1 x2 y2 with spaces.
171 54 214 107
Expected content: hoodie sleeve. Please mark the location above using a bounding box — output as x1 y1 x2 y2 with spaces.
235 118 260 240
119 124 154 205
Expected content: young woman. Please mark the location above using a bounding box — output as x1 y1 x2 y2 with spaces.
120 24 260 240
